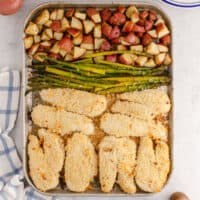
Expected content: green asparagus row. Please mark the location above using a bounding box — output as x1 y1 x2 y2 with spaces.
42 56 157 73
29 63 167 78
27 53 171 94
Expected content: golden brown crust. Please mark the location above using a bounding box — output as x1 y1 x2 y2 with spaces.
40 88 107 117
64 133 97 192
100 113 168 141
28 129 64 191
99 136 137 193
99 136 117 193
31 104 94 135
117 89 171 114
135 137 170 192
117 137 137 193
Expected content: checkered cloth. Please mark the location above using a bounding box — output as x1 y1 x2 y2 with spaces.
0 71 20 135
0 71 58 200
0 71 23 200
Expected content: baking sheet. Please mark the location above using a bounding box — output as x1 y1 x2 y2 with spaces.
22 1 174 196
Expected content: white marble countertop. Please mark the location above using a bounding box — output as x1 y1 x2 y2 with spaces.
0 0 200 199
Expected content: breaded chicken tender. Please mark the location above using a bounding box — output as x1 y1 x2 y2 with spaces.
117 89 171 114
99 136 117 193
111 100 164 120
100 113 167 141
65 133 97 192
40 88 107 117
135 137 170 192
99 136 136 193
28 129 65 191
31 105 94 135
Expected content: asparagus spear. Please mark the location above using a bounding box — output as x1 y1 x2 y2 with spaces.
97 82 169 94
73 58 93 63
100 76 170 83
45 58 109 75
29 74 113 89
95 60 154 70
28 78 93 91
95 77 170 92
45 66 119 85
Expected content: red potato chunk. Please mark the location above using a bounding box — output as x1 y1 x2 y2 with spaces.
102 22 112 38
155 53 166 65
73 46 86 59
138 18 145 26
145 20 153 31
40 41 51 49
37 45 45 52
139 10 149 19
132 24 145 32
109 26 120 40
86 8 98 16
86 8 101 23
65 8 75 17
126 6 139 18
81 35 94 50
156 23 170 38
124 33 139 45
73 33 83 45
163 53 172 65
161 34 171 46
122 21 134 32
117 45 127 51
111 38 121 44
100 40 111 51
83 35 94 43
50 20 62 32
142 33 152 46
100 8 112 22
106 55 117 62
117 6 126 14
83 20 95 34
71 17 83 30
136 32 144 38
67 28 81 37
58 36 73 52
149 11 157 21
109 12 126 26
146 42 160 55
119 54 135 65
94 38 104 49
93 24 102 38
130 12 139 23
49 53 61 59
28 43 39 55
147 30 157 38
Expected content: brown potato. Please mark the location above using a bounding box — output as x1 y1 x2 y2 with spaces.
170 192 190 200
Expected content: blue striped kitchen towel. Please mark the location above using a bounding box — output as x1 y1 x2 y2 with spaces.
0 71 20 135
0 71 58 200
0 71 23 200
0 71 22 185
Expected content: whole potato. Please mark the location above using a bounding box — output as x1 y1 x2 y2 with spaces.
170 192 190 200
